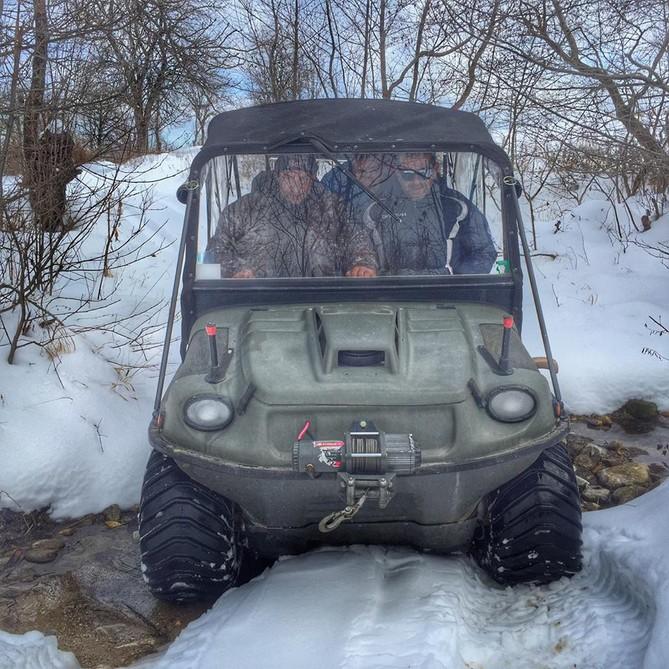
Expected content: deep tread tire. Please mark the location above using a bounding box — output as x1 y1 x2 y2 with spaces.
473 444 583 585
139 450 243 603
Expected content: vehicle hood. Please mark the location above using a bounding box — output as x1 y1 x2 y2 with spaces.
237 304 478 406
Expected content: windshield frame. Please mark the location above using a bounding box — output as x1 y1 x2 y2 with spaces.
177 146 523 358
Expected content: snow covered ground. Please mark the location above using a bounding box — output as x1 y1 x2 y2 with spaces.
2 480 666 669
0 149 668 668
124 479 667 669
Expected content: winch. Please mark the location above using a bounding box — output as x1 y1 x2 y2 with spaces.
292 420 421 529
292 420 421 476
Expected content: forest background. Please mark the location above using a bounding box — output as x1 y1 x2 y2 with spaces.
1 0 668 364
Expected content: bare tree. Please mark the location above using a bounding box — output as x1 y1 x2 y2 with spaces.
498 0 669 199
99 0 235 152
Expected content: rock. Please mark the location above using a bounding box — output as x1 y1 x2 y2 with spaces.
582 486 611 504
23 537 66 564
606 440 625 450
601 440 637 466
597 463 650 489
611 400 659 434
75 513 97 526
611 485 648 505
575 475 590 490
574 466 598 485
586 415 612 430
626 446 648 458
574 445 603 470
59 527 75 537
105 520 123 529
31 537 65 551
95 623 133 643
582 501 600 512
24 547 60 563
103 505 121 522
649 463 669 480
621 399 658 420
601 450 627 468
566 433 594 457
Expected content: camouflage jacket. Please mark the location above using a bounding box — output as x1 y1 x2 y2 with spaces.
205 176 377 278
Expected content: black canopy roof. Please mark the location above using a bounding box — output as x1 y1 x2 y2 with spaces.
191 99 511 173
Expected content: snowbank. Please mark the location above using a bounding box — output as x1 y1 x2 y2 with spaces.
0 630 79 669
0 149 667 519
522 199 669 414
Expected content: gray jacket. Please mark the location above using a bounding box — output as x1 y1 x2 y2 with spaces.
206 175 377 278
367 179 497 275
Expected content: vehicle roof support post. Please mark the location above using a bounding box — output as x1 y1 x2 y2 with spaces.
232 155 242 201
224 156 232 207
152 184 197 420
482 159 487 218
468 153 481 202
507 177 564 410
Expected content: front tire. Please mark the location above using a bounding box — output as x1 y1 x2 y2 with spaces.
473 444 583 585
139 450 243 602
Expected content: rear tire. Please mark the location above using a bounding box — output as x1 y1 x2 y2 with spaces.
139 450 243 603
472 444 582 585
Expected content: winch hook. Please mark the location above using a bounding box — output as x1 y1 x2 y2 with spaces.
318 492 368 533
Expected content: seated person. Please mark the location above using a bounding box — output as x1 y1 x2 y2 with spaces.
205 154 377 278
321 153 395 213
366 153 497 275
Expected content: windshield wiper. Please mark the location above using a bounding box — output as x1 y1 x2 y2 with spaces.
304 136 403 227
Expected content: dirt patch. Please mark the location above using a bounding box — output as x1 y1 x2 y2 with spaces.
0 507 209 668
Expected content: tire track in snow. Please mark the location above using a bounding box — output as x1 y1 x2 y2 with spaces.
144 541 654 669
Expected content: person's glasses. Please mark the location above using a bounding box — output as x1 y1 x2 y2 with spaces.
397 166 433 181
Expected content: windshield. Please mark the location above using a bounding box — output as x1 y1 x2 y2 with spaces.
195 151 506 280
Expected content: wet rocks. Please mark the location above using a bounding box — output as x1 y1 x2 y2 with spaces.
574 444 604 470
649 462 669 480
566 433 594 458
568 404 669 510
103 505 121 523
597 463 650 489
611 400 659 434
611 485 648 505
582 486 611 504
586 415 613 430
24 537 66 564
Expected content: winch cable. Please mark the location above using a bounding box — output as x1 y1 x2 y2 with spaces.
350 434 382 474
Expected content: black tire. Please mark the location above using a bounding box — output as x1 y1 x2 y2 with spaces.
139 450 243 603
472 444 583 586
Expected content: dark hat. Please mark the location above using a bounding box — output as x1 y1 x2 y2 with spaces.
275 154 317 175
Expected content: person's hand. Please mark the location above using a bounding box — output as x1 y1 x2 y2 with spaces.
232 269 255 278
346 265 377 278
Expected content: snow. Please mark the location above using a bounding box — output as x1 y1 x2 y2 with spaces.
1 149 668 668
522 199 669 414
120 488 666 669
0 631 79 669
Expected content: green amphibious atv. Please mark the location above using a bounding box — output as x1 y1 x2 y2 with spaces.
140 99 582 602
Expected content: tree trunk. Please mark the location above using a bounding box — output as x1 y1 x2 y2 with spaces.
134 110 150 154
23 0 48 227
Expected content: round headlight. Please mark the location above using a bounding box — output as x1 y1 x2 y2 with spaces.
486 387 537 423
184 395 234 431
